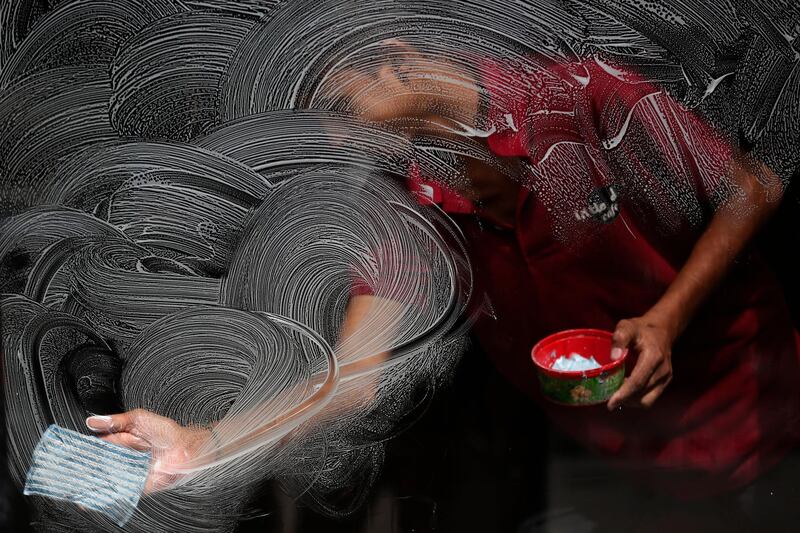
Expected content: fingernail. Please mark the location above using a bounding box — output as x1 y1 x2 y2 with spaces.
610 347 623 360
86 415 112 431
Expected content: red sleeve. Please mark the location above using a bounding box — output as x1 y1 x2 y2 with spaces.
349 267 375 297
579 57 734 207
478 55 585 162
477 55 734 207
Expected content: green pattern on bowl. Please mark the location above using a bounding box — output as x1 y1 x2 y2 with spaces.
537 366 625 405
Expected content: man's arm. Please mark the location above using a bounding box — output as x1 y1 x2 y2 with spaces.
326 39 481 133
607 155 784 410
336 294 396 379
88 44 476 485
86 294 402 492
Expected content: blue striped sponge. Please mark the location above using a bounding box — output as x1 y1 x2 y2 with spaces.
24 424 151 526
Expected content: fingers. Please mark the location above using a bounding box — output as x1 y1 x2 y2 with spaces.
607 317 675 411
377 65 407 95
380 38 417 57
608 350 672 410
327 68 370 97
380 39 422 64
611 319 636 360
615 374 671 410
607 349 660 410
86 414 124 433
85 411 133 433
86 409 146 434
99 432 151 451
638 376 671 408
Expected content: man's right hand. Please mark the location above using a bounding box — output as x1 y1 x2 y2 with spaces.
86 409 211 494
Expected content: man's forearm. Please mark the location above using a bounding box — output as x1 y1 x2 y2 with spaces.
646 157 783 340
190 295 399 469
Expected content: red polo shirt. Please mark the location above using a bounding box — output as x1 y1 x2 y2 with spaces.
362 56 800 497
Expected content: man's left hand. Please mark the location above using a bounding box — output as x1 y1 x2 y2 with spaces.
607 315 676 410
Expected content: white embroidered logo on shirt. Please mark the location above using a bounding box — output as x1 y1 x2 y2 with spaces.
574 185 621 224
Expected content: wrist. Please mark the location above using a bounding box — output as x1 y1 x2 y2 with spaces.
642 306 683 343
200 424 223 462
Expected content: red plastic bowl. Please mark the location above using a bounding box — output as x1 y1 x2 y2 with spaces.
531 329 628 405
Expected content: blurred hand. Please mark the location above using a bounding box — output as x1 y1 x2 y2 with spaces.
327 58 418 122
326 38 478 128
606 315 676 410
86 409 211 494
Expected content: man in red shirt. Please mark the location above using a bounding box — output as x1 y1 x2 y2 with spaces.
336 42 800 502
88 43 800 527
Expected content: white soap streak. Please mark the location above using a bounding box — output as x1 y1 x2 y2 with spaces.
39 140 272 212
0 0 185 88
573 0 799 182
0 67 117 214
570 0 743 105
0 0 46 70
731 0 800 178
601 89 663 151
219 0 583 120
0 208 129 300
220 167 471 361
182 0 280 19
196 110 422 175
3 165 471 533
110 12 255 141
2 71 472 533
120 307 340 467
2 0 799 531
